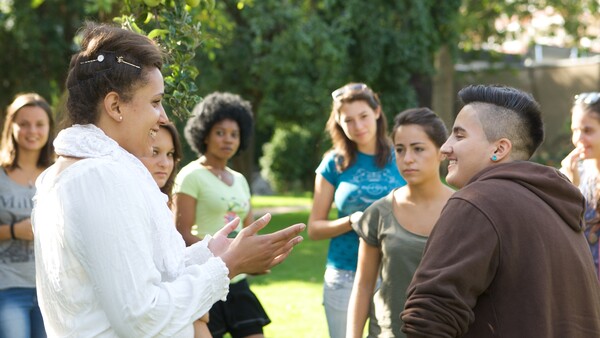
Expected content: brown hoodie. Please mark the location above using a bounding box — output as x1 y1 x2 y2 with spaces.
402 161 600 337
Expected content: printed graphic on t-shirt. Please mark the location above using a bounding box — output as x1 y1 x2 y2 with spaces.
0 195 34 210
342 168 400 212
223 197 247 238
0 241 31 263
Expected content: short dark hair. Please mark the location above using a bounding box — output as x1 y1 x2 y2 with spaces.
392 107 448 148
65 22 164 125
458 84 544 159
1 93 55 169
184 92 254 156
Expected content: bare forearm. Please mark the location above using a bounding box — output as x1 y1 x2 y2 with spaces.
0 220 33 241
347 286 371 338
0 224 10 240
307 215 352 240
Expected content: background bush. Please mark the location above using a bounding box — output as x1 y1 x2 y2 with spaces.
260 124 323 194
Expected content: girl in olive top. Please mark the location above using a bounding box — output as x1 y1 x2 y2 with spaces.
347 108 453 338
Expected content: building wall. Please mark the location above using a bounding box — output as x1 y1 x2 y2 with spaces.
455 57 600 166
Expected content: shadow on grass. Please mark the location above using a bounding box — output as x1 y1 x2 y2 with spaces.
247 210 333 337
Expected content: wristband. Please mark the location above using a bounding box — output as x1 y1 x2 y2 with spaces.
9 222 16 240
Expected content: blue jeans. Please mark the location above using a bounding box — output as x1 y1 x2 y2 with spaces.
323 267 355 338
0 288 46 338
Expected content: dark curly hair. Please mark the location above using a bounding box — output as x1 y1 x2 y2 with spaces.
65 22 164 125
184 92 254 156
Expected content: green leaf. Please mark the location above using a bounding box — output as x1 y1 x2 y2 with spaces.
147 28 169 39
143 11 153 24
30 0 45 9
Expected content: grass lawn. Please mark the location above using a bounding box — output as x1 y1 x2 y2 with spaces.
247 197 331 338
251 194 313 209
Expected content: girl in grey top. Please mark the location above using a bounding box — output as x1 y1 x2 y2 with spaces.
0 93 54 338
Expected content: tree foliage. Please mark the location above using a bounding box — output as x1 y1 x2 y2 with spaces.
0 0 211 120
3 1 597 192
0 0 87 110
115 0 214 118
191 0 461 192
194 0 462 127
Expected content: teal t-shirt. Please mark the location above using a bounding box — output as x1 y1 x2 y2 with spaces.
316 151 405 271
174 160 250 238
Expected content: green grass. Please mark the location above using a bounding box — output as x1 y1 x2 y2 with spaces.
252 195 313 209
246 207 331 338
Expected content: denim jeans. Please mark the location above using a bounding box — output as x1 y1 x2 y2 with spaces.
0 288 46 338
323 267 355 338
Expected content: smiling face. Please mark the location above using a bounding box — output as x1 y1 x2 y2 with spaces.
12 106 50 153
337 100 381 152
118 67 168 158
204 118 240 161
571 106 600 160
394 124 443 186
441 105 496 188
139 127 175 188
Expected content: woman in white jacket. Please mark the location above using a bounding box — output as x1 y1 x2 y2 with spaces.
31 22 304 338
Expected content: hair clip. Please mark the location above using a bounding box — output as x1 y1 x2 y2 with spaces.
116 56 141 69
80 54 105 65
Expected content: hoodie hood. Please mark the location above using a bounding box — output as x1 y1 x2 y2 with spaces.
466 161 585 232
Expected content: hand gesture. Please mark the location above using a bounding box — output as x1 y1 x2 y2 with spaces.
216 213 305 278
207 217 239 257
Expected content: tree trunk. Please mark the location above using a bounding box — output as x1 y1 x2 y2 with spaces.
231 138 254 185
432 45 455 128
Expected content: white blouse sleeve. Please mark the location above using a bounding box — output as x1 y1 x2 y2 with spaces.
185 235 217 266
62 163 229 337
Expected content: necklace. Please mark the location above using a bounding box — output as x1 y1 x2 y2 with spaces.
10 166 38 188
213 168 229 182
200 161 226 181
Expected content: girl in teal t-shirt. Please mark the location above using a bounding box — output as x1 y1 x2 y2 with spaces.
308 83 405 338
